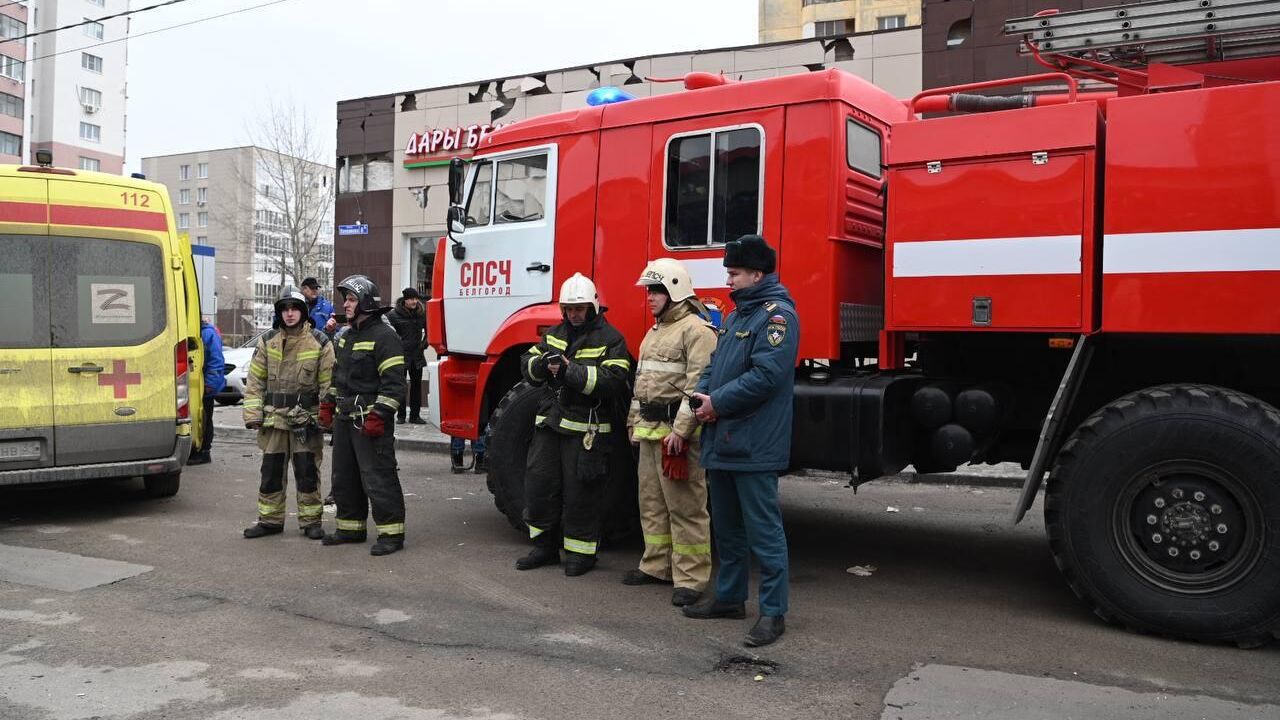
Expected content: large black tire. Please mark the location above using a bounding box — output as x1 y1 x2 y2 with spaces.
484 381 639 543
144 471 181 498
1046 384 1280 645
215 397 239 406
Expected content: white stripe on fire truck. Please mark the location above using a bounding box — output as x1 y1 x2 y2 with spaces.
892 236 1081 278
1103 228 1280 274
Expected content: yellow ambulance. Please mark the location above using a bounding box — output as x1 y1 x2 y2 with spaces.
0 157 205 497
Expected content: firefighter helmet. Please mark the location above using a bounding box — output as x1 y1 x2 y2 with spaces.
273 286 309 327
558 272 599 313
636 258 696 303
337 274 383 315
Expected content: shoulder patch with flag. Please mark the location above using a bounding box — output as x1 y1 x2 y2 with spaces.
766 321 787 347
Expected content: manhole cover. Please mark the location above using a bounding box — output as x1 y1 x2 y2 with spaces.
716 655 779 677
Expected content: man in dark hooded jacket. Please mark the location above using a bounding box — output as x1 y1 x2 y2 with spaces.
684 235 799 649
388 287 427 424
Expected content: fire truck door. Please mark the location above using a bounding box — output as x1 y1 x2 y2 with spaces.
648 110 783 308
441 144 558 355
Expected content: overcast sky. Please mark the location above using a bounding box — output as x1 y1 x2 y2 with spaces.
125 0 757 171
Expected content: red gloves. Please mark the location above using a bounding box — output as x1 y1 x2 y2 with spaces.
662 445 689 481
360 411 387 439
318 402 335 429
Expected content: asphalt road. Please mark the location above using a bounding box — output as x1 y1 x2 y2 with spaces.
2 437 1278 720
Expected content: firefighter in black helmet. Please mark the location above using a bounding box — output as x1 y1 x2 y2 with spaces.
320 274 408 556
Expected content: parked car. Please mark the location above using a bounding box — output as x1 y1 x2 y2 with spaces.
214 331 265 405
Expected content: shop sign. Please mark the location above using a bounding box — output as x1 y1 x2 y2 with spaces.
404 123 506 167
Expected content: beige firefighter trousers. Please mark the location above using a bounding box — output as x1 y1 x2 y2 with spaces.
637 437 711 590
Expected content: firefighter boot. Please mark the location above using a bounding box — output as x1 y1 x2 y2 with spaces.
682 598 747 620
563 552 597 577
370 536 404 556
671 588 702 607
622 569 670 586
515 545 560 571
302 525 325 540
322 532 367 545
243 523 283 539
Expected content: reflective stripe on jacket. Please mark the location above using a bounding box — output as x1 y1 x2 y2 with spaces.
519 312 633 435
242 324 335 426
626 299 716 441
329 315 406 417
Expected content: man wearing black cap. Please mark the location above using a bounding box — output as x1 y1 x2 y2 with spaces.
300 277 337 335
683 235 799 649
388 287 428 424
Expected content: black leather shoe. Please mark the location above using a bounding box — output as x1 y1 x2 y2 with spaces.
450 452 467 474
321 532 367 545
473 452 488 474
370 537 404 556
243 523 283 539
515 546 560 571
671 588 702 607
302 525 325 540
744 615 785 647
564 553 597 577
395 414 406 424
681 599 746 620
621 569 670 586
409 415 426 424
187 453 211 466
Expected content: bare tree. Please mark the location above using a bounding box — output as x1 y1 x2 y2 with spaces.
223 100 335 300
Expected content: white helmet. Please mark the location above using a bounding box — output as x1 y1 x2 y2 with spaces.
636 258 696 303
558 272 599 312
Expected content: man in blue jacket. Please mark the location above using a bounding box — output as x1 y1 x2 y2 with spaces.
189 318 226 465
684 235 798 648
301 277 337 336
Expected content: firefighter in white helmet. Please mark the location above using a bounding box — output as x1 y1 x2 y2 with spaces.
516 272 634 576
623 258 718 605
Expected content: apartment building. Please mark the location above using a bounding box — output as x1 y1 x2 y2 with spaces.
759 0 921 42
27 0 129 173
0 1 29 163
142 147 335 340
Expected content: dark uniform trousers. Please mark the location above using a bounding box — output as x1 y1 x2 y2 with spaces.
708 469 790 616
524 427 611 556
331 419 405 539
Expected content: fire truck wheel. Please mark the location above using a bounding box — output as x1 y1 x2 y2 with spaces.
144 471 181 498
1046 384 1280 646
484 381 640 543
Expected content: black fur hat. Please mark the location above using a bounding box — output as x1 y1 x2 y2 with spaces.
723 234 776 273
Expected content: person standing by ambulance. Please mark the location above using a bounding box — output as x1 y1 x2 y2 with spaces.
320 275 409 556
515 273 633 577
624 259 717 607
187 318 224 466
684 235 798 648
241 287 335 539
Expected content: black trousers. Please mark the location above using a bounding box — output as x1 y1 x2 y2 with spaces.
523 427 610 556
331 419 405 538
197 394 214 457
401 365 423 417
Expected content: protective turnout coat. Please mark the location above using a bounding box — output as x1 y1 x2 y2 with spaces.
520 313 633 435
627 300 717 441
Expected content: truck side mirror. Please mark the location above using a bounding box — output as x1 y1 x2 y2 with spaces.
448 158 465 207
448 206 466 235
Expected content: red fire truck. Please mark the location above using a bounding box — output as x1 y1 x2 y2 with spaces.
427 0 1280 645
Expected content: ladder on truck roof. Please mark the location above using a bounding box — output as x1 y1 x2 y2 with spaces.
1005 0 1280 67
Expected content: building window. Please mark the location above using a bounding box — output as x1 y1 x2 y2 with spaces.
877 15 906 30
260 183 271 198
83 19 103 40
664 125 763 249
81 52 103 73
948 19 972 47
0 131 20 157
179 164 190 180
78 122 101 142
197 211 208 228
196 236 207 245
0 15 26 40
78 156 100 172
177 213 190 229
336 152 392 193
814 19 855 37
197 162 208 178
196 187 207 204
0 91 21 119
79 87 102 111
178 188 190 205
0 54 23 82
846 119 882 179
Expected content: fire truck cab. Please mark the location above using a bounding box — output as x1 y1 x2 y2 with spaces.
431 0 1280 646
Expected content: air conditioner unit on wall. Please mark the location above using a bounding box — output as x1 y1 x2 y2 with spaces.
83 103 99 114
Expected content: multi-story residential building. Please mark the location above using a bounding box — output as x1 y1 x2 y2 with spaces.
142 147 335 341
27 0 129 173
759 0 921 42
0 1 29 163
334 30 921 296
